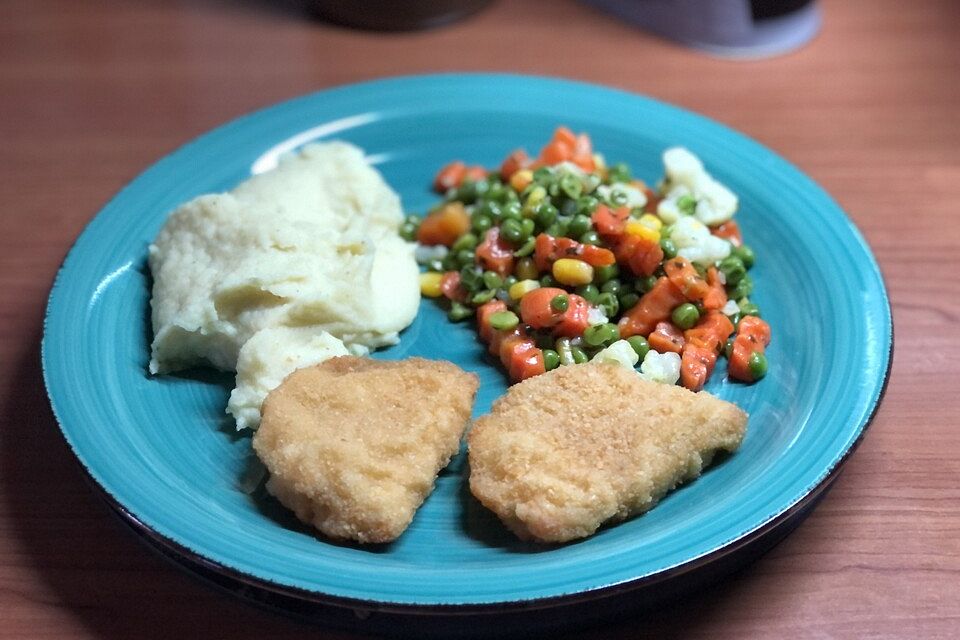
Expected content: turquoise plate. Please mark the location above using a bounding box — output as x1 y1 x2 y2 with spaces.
42 74 891 632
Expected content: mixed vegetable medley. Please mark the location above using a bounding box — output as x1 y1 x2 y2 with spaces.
404 127 771 391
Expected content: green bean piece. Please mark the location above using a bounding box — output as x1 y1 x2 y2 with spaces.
504 275 518 288
542 349 560 371
459 266 483 292
596 292 619 317
748 351 768 380
550 294 569 312
456 249 475 268
559 173 583 199
447 301 473 322
533 167 554 185
513 236 537 257
571 346 589 364
584 323 620 347
568 214 592 238
441 252 459 272
733 244 756 269
489 310 520 331
576 284 600 303
626 335 650 360
470 289 496 305
659 238 678 259
671 303 700 330
719 256 746 286
724 336 735 359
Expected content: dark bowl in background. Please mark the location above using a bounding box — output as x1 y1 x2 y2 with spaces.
307 0 493 31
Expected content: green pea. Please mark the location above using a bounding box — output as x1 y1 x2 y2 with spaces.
482 271 503 290
441 252 459 271
636 275 658 293
583 323 620 347
504 275 518 288
727 273 753 300
536 203 558 229
739 301 761 317
548 294 568 313
456 249 475 267
559 198 578 218
607 162 632 183
515 257 539 281
540 274 558 287
500 218 524 244
748 351 768 380
733 244 755 269
724 336 735 359
399 221 418 242
544 222 562 237
486 182 507 203
513 236 536 257
470 289 496 305
597 292 619 317
626 336 650 360
593 263 619 284
489 310 520 331
568 214 592 238
719 256 746 286
447 301 472 322
619 292 640 310
571 346 589 364
451 232 478 252
579 230 601 246
677 194 697 215
601 279 621 296
472 214 493 234
660 238 677 259
576 284 600 303
576 195 600 216
533 167 554 185
501 201 523 221
693 262 707 278
609 189 629 207
543 349 560 371
671 302 700 330
477 200 501 222
427 258 444 273
559 173 583 199
520 218 536 239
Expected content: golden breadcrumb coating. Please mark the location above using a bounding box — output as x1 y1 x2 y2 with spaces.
467 363 747 543
253 356 478 544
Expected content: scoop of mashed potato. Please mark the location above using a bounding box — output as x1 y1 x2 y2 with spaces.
148 141 420 429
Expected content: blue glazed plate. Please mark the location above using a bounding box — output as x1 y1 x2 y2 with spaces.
42 74 891 623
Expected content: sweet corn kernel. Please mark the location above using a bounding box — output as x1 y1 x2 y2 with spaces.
625 221 661 243
638 213 663 231
553 258 594 286
510 169 534 193
509 279 540 300
419 272 444 298
522 185 547 215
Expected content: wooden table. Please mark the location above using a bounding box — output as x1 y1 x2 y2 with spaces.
2 0 958 637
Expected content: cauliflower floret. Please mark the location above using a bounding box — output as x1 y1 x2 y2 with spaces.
722 299 741 316
661 147 738 225
587 307 609 326
669 217 731 266
638 350 681 384
596 183 647 209
592 339 640 369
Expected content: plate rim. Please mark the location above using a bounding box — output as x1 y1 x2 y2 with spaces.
40 72 894 614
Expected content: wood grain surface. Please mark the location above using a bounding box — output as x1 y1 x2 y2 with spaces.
2 0 958 637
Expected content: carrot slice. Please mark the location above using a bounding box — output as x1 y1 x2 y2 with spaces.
618 277 686 338
476 227 515 277
648 321 685 354
417 202 471 247
680 344 717 391
508 341 545 382
615 234 664 277
664 257 711 301
553 294 591 338
533 234 614 272
439 271 467 302
476 299 508 342
703 266 728 311
519 287 567 329
711 220 742 247
434 161 466 193
684 311 735 353
728 316 772 382
591 205 630 238
500 149 530 180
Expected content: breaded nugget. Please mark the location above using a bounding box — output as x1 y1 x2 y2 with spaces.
253 356 478 544
467 363 747 543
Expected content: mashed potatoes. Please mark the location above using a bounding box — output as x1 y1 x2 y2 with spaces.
148 141 420 429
